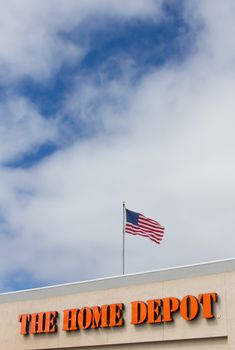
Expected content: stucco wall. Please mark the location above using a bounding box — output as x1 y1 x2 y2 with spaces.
1 266 234 349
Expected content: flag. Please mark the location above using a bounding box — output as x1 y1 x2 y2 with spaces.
125 208 165 244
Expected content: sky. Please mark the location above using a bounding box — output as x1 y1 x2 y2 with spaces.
0 0 235 292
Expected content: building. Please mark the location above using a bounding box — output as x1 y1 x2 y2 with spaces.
1 258 235 349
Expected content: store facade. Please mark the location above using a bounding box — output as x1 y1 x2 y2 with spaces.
1 258 235 349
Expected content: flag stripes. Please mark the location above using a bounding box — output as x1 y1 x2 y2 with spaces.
125 209 165 244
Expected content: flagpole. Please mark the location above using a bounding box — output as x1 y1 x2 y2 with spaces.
122 201 126 275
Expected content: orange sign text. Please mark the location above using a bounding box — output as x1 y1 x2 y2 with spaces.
18 292 218 335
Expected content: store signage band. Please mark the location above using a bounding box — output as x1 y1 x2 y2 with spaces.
18 292 218 335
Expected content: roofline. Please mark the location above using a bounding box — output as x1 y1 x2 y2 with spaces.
1 257 235 304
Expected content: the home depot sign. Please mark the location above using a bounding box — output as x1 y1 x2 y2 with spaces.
18 292 217 335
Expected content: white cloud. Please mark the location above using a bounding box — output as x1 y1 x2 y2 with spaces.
0 0 160 82
0 1 235 289
0 0 162 163
0 96 57 164
186 0 235 70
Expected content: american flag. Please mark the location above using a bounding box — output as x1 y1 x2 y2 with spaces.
125 208 165 244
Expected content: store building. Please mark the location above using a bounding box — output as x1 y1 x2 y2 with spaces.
1 258 235 349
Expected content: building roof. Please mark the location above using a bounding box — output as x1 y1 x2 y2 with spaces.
1 257 235 304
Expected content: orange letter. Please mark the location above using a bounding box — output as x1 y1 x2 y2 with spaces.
30 313 45 334
77 307 93 329
109 303 124 327
162 297 180 322
147 299 162 324
63 309 78 331
18 314 31 335
44 311 57 333
180 295 199 321
131 301 147 325
198 293 217 319
91 305 109 328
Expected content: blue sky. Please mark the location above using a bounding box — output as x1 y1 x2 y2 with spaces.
5 1 193 168
0 0 235 292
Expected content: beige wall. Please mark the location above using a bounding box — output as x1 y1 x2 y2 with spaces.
1 270 235 349
59 337 228 350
